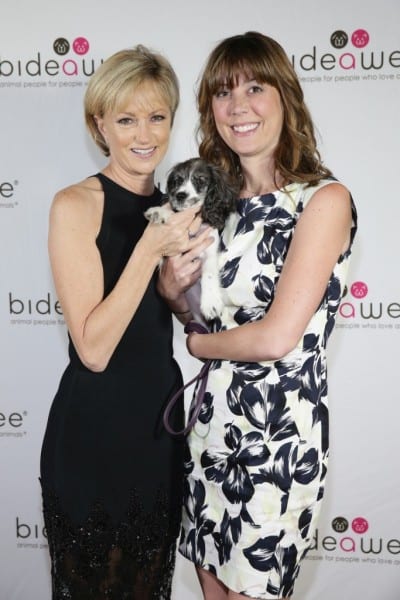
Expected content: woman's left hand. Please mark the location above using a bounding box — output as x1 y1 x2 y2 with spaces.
186 330 198 357
157 225 214 302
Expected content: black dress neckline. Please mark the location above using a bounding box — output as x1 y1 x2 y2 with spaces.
96 172 161 202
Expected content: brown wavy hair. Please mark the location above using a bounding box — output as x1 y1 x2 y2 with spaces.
197 31 332 188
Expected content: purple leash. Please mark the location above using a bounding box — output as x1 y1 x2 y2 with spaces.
163 321 211 436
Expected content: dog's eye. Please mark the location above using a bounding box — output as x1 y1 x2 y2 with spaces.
193 175 207 187
173 175 184 186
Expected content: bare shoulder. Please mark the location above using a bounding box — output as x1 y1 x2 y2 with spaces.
50 176 104 226
307 181 351 211
299 181 352 230
51 176 102 209
297 181 352 253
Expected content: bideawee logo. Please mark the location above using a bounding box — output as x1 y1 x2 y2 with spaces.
8 291 65 327
291 28 400 84
0 409 28 439
336 281 400 332
15 516 48 550
0 178 19 208
306 515 400 568
0 36 103 89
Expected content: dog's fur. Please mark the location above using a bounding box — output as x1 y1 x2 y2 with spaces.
144 157 238 321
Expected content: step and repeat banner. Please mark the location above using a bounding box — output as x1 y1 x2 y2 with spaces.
1 0 399 598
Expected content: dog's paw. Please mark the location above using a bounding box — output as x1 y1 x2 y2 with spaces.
144 206 170 224
200 289 224 320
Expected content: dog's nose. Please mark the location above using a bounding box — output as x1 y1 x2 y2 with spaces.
176 192 188 202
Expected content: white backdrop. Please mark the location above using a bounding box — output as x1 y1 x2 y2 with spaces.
1 1 399 598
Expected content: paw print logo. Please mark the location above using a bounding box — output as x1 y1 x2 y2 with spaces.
352 517 369 534
351 29 369 48
350 281 368 299
53 37 70 55
332 516 349 533
72 37 90 55
330 30 348 49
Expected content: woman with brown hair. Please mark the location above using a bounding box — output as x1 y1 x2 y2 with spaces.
160 31 357 599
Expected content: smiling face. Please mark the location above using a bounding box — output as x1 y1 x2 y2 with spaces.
211 74 284 165
95 80 172 182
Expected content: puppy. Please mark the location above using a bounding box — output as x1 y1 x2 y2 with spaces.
144 157 238 321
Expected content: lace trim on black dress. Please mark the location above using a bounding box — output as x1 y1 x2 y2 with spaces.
42 486 180 600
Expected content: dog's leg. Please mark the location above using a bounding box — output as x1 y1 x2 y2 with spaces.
200 231 224 320
144 205 173 224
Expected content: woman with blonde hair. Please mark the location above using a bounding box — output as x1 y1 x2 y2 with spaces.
40 44 210 599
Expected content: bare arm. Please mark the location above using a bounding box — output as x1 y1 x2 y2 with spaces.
49 178 202 372
187 182 353 362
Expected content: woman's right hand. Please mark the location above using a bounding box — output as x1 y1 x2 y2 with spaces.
49 183 207 373
141 204 204 259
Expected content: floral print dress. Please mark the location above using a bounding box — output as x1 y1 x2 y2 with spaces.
179 180 357 599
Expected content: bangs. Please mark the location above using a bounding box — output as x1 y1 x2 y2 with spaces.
207 39 276 93
112 78 172 115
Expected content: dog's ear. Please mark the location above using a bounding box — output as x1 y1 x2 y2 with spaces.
202 164 239 229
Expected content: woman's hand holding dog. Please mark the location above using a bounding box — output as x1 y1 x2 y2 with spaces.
157 224 214 314
141 204 202 260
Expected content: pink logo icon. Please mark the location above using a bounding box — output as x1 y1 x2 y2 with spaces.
351 29 369 48
352 517 369 534
72 37 90 55
350 281 368 299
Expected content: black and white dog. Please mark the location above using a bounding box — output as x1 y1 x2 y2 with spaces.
145 157 238 321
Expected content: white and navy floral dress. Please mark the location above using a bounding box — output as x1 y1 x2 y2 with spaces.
179 180 357 599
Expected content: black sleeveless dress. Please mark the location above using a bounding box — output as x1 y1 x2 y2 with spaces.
40 173 184 599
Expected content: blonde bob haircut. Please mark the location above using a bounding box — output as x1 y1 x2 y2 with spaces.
85 44 179 156
197 31 332 187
